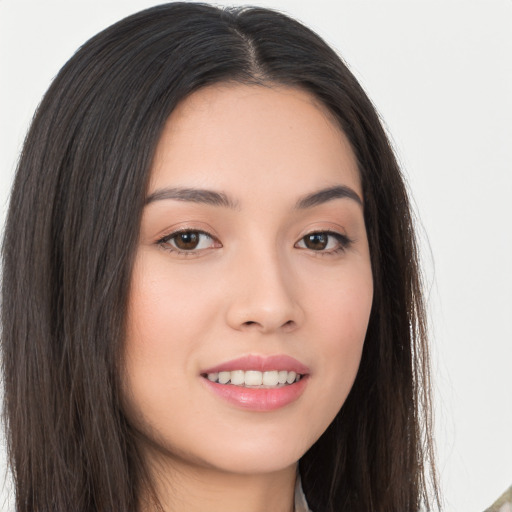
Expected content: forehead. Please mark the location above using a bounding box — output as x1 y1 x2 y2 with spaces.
149 83 361 198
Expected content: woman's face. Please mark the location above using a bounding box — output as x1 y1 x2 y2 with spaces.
123 84 373 476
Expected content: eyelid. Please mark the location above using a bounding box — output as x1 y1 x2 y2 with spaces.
295 229 354 254
153 221 219 244
154 225 353 257
157 227 222 255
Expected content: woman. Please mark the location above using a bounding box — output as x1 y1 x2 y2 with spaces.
1 3 439 511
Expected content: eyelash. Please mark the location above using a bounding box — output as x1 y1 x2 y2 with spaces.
157 229 219 256
295 230 353 255
157 229 353 256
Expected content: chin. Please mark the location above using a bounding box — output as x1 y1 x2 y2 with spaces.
196 443 303 475
143 425 311 476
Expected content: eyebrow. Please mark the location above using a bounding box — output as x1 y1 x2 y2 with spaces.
294 185 363 209
145 187 239 209
144 185 362 210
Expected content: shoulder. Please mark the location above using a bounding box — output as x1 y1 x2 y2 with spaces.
484 486 512 512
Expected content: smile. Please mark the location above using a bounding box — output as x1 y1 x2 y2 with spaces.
204 369 303 387
201 355 310 411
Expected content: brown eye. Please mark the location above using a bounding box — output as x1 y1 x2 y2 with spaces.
295 231 351 253
303 233 329 250
160 230 218 253
173 232 201 250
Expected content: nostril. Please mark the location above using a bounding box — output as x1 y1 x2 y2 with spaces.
282 320 296 331
241 319 296 331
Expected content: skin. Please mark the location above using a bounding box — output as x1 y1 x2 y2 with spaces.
123 83 374 512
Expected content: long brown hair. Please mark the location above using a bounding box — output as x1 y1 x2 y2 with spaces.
2 3 439 511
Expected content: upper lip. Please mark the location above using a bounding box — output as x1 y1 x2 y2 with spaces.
201 354 310 375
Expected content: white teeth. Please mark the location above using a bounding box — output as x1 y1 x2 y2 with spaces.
262 370 279 386
205 369 303 387
245 370 263 386
286 371 297 384
230 370 245 385
218 371 231 384
207 372 218 382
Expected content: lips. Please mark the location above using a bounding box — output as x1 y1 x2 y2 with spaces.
201 354 309 375
200 354 310 411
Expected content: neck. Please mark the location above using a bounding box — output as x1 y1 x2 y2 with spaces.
139 452 297 512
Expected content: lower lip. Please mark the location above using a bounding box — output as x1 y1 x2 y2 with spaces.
202 376 309 411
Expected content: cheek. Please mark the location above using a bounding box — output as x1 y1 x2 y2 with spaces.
304 254 373 344
322 276 373 354
301 261 373 415
121 253 209 425
125 251 219 357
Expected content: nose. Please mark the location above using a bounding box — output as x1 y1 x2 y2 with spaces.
225 246 304 334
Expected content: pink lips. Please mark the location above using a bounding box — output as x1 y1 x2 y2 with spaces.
201 355 310 412
202 354 309 375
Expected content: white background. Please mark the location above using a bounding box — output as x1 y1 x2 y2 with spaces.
1 1 511 511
